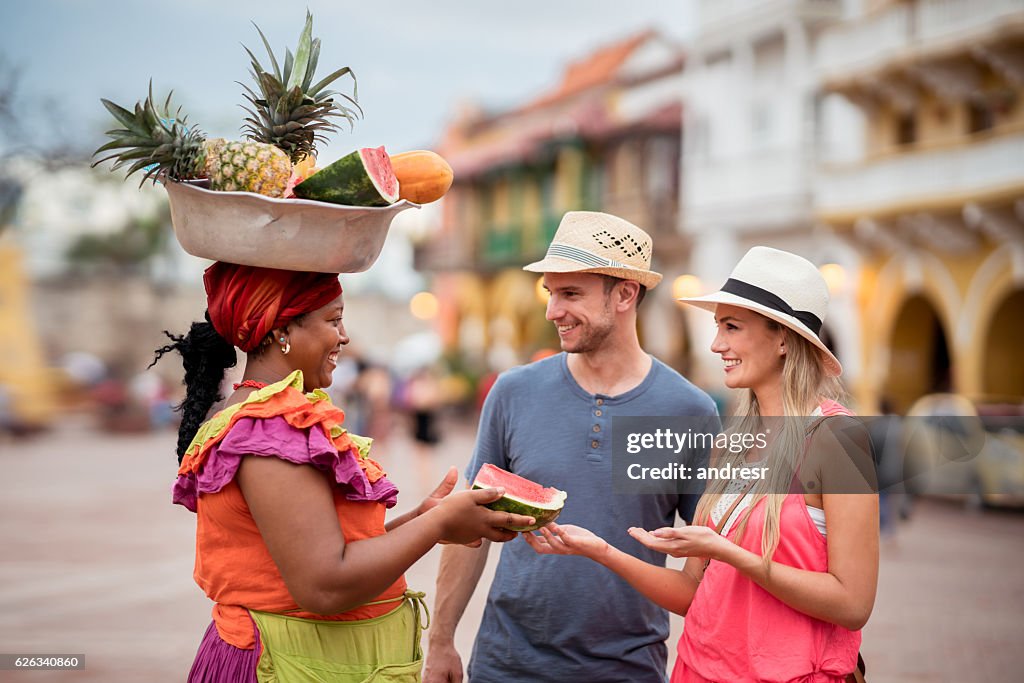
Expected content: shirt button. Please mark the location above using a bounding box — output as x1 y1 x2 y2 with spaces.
596 398 604 406
593 424 601 433
595 409 603 417
591 440 599 448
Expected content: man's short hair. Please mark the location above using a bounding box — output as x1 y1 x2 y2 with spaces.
599 274 647 308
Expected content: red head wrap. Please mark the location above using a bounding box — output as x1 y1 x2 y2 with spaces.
204 262 343 352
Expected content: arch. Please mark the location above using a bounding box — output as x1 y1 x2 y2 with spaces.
959 243 1024 396
981 288 1024 399
883 294 953 413
872 251 959 340
867 252 961 403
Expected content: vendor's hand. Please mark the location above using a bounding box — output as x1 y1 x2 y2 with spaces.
522 523 610 561
417 466 459 518
628 525 726 559
434 487 534 546
416 468 497 548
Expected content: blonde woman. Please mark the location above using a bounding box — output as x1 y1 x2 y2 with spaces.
525 247 878 683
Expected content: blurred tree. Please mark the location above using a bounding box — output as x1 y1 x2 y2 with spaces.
0 177 21 227
0 54 93 236
0 55 91 166
65 203 173 274
1 53 176 272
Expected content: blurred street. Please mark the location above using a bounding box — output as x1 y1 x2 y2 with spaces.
2 2 1023 681
1 417 1023 682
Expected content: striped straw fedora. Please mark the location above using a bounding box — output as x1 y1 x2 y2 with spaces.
678 246 842 377
523 211 663 289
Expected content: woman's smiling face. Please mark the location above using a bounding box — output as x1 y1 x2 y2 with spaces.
285 294 349 391
709 304 786 393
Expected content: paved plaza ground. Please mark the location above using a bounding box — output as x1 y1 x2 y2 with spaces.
1 416 1022 682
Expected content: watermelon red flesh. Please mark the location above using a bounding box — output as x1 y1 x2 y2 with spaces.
293 146 399 206
471 463 567 532
359 146 399 203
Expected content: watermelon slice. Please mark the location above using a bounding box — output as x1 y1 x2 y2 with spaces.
293 146 399 206
472 463 567 532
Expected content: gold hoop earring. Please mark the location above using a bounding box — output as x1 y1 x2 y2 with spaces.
279 337 291 355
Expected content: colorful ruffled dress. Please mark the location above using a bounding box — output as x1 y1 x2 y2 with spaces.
173 371 426 683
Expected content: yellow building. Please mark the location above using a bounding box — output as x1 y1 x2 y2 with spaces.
0 241 56 427
415 31 689 372
817 0 1024 411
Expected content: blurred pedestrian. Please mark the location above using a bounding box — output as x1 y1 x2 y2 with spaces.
527 246 877 683
407 366 443 452
424 212 718 683
152 262 534 682
0 383 12 438
327 352 367 435
130 370 175 429
870 396 909 541
359 362 394 441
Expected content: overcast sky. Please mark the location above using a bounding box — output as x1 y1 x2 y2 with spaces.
3 1 697 162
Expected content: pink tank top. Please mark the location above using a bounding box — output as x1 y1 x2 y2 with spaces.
672 401 861 683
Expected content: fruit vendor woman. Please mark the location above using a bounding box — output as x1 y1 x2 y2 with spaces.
154 262 534 683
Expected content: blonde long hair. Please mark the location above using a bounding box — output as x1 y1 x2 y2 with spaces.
693 319 845 567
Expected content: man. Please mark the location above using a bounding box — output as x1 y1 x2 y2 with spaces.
423 211 719 682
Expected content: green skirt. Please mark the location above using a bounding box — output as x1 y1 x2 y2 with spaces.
250 591 429 683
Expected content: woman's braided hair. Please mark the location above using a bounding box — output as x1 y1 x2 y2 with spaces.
150 311 238 463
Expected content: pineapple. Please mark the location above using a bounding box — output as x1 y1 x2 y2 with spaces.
240 11 361 164
93 84 293 197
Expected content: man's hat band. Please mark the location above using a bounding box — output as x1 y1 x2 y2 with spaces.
546 242 634 270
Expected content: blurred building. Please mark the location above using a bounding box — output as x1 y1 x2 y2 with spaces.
679 0 860 396
678 0 1024 411
0 242 56 428
415 31 689 373
817 0 1024 411
5 158 211 383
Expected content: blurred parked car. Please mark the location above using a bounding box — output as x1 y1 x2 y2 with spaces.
904 394 1024 508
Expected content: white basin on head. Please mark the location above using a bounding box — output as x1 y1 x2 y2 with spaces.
164 180 420 273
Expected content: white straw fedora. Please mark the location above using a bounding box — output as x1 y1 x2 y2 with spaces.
523 211 663 289
678 246 842 377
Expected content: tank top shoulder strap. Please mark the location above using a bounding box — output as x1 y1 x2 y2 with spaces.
791 401 854 491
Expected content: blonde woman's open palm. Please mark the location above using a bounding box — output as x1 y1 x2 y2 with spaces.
522 523 610 561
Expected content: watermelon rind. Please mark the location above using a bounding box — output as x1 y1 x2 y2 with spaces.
471 484 567 532
293 149 397 206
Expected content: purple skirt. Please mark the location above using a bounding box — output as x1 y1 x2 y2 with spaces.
188 620 261 683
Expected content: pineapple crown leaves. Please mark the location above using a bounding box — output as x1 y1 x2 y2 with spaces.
239 11 362 163
92 82 207 186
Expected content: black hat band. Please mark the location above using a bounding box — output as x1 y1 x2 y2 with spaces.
720 278 823 335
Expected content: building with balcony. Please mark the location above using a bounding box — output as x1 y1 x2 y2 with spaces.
817 0 1024 410
679 0 860 396
415 31 688 373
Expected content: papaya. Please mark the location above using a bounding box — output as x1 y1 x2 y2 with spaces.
389 150 454 204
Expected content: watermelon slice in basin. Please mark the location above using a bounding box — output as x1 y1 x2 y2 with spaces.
293 146 400 206
471 463 567 532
